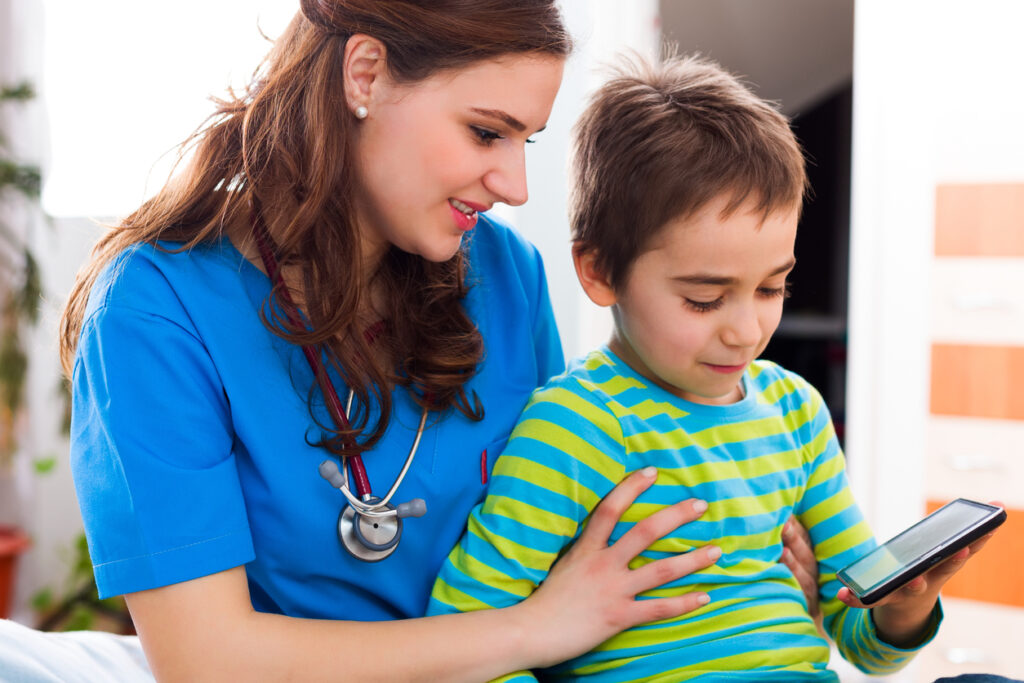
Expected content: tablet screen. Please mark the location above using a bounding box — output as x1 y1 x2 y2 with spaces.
841 501 992 591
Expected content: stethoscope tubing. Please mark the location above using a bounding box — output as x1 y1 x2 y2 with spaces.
334 390 427 518
250 203 373 497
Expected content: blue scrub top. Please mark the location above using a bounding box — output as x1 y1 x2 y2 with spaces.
70 214 564 621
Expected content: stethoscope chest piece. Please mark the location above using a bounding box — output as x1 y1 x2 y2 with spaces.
337 496 402 562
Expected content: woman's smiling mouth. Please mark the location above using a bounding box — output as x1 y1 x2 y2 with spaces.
449 198 484 231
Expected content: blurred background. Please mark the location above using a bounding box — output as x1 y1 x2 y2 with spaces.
1 1 1022 680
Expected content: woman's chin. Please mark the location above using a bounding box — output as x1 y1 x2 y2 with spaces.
418 236 466 263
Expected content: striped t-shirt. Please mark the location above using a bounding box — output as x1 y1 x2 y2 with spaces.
429 348 937 682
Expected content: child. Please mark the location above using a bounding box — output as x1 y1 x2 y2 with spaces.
427 54 970 681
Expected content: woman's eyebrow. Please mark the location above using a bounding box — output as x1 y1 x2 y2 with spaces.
469 107 529 132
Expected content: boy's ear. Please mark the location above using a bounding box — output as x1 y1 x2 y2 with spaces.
343 34 387 113
572 243 617 307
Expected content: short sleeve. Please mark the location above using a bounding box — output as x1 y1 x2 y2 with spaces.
72 301 254 598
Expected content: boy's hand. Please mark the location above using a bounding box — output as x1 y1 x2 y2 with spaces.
836 523 999 648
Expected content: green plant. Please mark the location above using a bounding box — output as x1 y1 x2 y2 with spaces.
0 80 44 471
32 532 132 633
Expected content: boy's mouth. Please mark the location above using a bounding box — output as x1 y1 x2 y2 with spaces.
705 362 747 374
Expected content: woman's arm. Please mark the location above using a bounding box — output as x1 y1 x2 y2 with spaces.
127 468 715 683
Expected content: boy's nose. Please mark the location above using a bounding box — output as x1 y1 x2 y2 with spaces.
483 147 529 207
722 307 762 348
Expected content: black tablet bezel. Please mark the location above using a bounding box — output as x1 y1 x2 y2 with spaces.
837 498 1006 605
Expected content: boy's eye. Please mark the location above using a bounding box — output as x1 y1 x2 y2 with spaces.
470 125 504 145
685 298 724 313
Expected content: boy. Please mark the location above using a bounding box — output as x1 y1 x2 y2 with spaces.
428 55 958 681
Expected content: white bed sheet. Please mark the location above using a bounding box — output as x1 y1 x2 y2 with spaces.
0 619 153 683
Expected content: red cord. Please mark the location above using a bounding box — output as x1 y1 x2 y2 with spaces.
250 206 372 497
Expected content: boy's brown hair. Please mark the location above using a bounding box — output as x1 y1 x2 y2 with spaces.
570 53 807 288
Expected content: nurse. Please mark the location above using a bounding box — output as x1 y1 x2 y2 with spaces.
59 1 818 680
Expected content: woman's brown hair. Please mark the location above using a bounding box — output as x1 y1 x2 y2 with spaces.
59 0 571 457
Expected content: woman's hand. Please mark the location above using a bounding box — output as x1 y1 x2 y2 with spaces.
781 516 820 618
837 520 1000 648
517 467 720 668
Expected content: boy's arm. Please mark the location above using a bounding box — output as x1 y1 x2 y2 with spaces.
795 391 942 675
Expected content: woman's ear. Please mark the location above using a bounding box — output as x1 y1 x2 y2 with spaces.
342 34 387 115
572 243 617 307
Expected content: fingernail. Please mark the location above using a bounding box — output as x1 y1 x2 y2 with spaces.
782 521 791 537
706 545 722 561
696 593 710 606
692 499 708 514
641 466 657 478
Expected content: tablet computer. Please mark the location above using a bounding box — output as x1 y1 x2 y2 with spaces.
837 498 1005 605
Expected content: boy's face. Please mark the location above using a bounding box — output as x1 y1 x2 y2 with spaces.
606 194 798 405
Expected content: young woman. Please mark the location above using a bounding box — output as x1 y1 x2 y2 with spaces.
58 2 818 680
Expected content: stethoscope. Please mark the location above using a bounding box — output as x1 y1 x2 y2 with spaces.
251 206 427 562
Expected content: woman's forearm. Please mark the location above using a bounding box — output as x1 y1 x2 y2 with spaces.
128 567 541 683
232 606 538 682
130 471 717 682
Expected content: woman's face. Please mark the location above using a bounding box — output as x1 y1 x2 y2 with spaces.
351 53 564 263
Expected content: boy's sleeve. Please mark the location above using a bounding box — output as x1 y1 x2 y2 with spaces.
795 389 942 675
427 382 626 680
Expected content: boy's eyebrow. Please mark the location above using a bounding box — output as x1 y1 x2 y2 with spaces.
469 107 542 133
672 258 797 286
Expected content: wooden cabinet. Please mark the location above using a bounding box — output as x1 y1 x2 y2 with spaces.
930 345 1024 421
935 183 1024 257
918 182 1024 679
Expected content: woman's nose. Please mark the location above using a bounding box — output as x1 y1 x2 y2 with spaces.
484 147 529 207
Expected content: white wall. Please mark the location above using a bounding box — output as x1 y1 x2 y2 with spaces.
509 0 661 359
847 0 1024 539
844 4 1024 680
1 0 88 624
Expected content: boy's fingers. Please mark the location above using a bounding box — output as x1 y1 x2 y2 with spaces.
836 586 871 609
925 546 972 583
577 468 658 550
898 575 929 596
609 499 707 563
628 544 721 594
967 532 995 555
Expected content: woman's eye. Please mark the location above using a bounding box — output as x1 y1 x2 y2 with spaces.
685 298 724 313
470 126 503 145
758 283 792 299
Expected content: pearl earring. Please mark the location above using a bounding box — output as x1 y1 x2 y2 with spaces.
354 105 368 120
